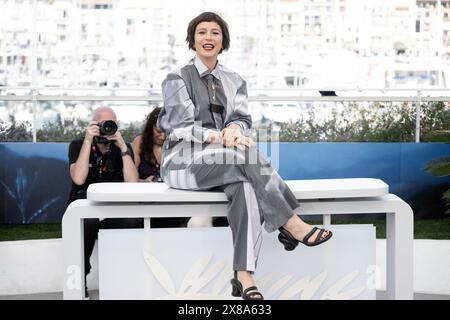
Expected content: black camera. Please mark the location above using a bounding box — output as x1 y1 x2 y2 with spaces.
94 120 118 144
98 120 118 136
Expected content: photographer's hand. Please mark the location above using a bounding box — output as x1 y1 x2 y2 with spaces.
107 131 139 182
85 121 100 144
70 121 99 186
107 131 127 152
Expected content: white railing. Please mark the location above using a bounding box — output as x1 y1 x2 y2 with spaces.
2 87 450 101
1 87 449 143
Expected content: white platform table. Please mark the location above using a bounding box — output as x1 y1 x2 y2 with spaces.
62 178 413 300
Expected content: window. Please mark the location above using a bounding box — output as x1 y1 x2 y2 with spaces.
94 4 112 9
126 18 135 36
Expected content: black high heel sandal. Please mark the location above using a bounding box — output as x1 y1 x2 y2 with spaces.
230 271 264 300
278 226 333 250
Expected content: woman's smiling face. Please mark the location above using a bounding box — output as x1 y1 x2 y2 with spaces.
194 21 223 60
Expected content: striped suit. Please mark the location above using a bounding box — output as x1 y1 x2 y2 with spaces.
158 56 301 272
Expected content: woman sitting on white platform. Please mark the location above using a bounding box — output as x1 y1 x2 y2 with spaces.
157 12 333 300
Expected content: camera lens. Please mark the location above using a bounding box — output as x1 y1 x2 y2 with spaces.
102 122 114 135
98 120 118 136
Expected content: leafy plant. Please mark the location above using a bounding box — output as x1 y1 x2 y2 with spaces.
425 130 450 213
36 118 88 142
120 122 143 143
0 118 145 143
277 101 449 142
0 116 33 142
0 101 449 143
425 156 450 213
426 157 450 177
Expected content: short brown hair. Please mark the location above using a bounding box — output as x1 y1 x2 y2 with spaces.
186 12 230 54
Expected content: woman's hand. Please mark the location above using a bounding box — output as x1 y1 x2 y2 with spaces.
221 124 242 147
221 124 255 149
237 136 255 149
206 130 223 144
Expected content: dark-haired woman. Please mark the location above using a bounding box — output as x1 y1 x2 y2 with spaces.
132 107 166 183
157 12 332 300
132 107 189 228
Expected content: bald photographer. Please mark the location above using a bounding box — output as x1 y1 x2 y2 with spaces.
67 106 142 299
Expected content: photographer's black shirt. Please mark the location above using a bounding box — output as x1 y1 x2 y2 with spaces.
67 138 134 205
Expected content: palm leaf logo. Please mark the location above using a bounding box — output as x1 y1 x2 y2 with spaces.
142 251 368 300
278 271 327 300
143 251 232 299
264 274 293 298
143 251 177 295
320 270 365 300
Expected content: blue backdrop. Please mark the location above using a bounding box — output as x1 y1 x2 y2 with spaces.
0 142 449 223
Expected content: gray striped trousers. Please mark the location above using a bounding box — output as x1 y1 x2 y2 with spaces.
160 140 301 272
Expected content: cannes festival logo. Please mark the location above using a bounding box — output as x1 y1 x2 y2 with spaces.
143 251 369 300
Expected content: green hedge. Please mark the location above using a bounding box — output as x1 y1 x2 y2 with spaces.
1 101 449 143
0 117 143 143
277 101 449 142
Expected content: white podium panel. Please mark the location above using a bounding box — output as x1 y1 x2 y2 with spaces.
98 225 376 300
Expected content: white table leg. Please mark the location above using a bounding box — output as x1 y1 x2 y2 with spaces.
386 199 414 300
62 201 86 300
300 194 414 300
323 214 331 227
62 201 229 299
